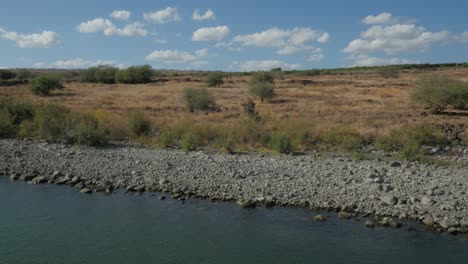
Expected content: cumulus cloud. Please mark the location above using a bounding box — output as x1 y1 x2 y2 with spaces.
232 27 329 55
144 7 181 24
0 27 58 48
362 12 398 25
308 53 325 62
110 10 131 21
145 49 208 66
460 32 468 43
77 18 148 37
345 54 418 67
193 9 215 21
344 14 450 56
51 58 125 69
192 26 230 41
233 60 300 72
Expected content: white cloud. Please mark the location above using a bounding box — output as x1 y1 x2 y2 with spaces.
192 26 230 41
110 10 131 21
344 15 451 55
362 12 398 25
105 22 148 37
155 38 167 44
460 32 468 43
144 7 181 24
195 48 208 57
0 27 58 48
345 54 418 67
232 27 329 55
317 32 330 43
77 19 148 37
145 49 208 66
308 54 325 62
51 58 123 69
193 9 215 21
77 18 113 33
233 60 301 72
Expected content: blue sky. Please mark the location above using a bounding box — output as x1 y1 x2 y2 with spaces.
1 0 467 71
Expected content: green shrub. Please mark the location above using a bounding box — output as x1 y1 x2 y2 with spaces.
214 136 235 153
249 82 275 103
80 65 118 84
0 69 16 80
74 114 109 146
116 65 153 84
398 141 425 161
184 88 215 112
28 75 64 96
128 111 152 137
0 110 15 138
206 72 224 87
15 69 32 80
411 76 468 114
376 130 401 151
181 131 201 151
159 128 175 147
0 97 35 126
447 82 468 110
269 132 292 153
241 98 260 120
321 126 364 151
251 72 275 84
377 66 399 78
34 103 70 142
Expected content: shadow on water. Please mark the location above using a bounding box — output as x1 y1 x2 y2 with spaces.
0 178 466 264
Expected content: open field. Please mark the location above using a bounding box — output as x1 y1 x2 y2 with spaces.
1 68 467 137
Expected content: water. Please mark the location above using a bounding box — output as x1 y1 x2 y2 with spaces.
0 178 466 264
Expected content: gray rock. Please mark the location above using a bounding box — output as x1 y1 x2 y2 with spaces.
31 176 47 184
421 196 435 206
52 171 62 179
390 161 401 167
365 220 375 228
381 195 397 206
447 227 457 234
314 214 326 222
440 220 459 229
9 173 19 181
422 217 434 226
80 188 92 194
237 199 256 208
338 212 351 219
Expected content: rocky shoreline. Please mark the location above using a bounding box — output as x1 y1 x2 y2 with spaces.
1 139 467 234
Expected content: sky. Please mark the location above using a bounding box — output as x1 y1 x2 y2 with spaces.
1 0 468 71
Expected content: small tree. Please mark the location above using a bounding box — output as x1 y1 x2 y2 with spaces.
128 111 152 137
184 88 215 112
28 75 64 96
0 69 16 80
248 72 275 103
249 82 275 103
206 72 224 87
412 76 466 114
251 71 275 84
241 98 260 120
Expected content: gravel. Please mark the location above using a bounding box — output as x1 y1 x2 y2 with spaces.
1 139 467 232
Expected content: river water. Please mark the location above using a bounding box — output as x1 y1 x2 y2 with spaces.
0 178 466 264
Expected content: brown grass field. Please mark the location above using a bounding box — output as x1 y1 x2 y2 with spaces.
1 67 467 140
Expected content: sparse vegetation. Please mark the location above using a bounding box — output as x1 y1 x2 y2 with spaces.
184 88 215 112
115 65 153 84
412 76 468 114
128 111 152 137
206 72 225 87
241 98 261 120
0 69 16 80
80 65 118 84
28 75 64 96
15 69 33 80
377 66 399 78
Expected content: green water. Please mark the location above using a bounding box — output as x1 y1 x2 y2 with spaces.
0 178 466 264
